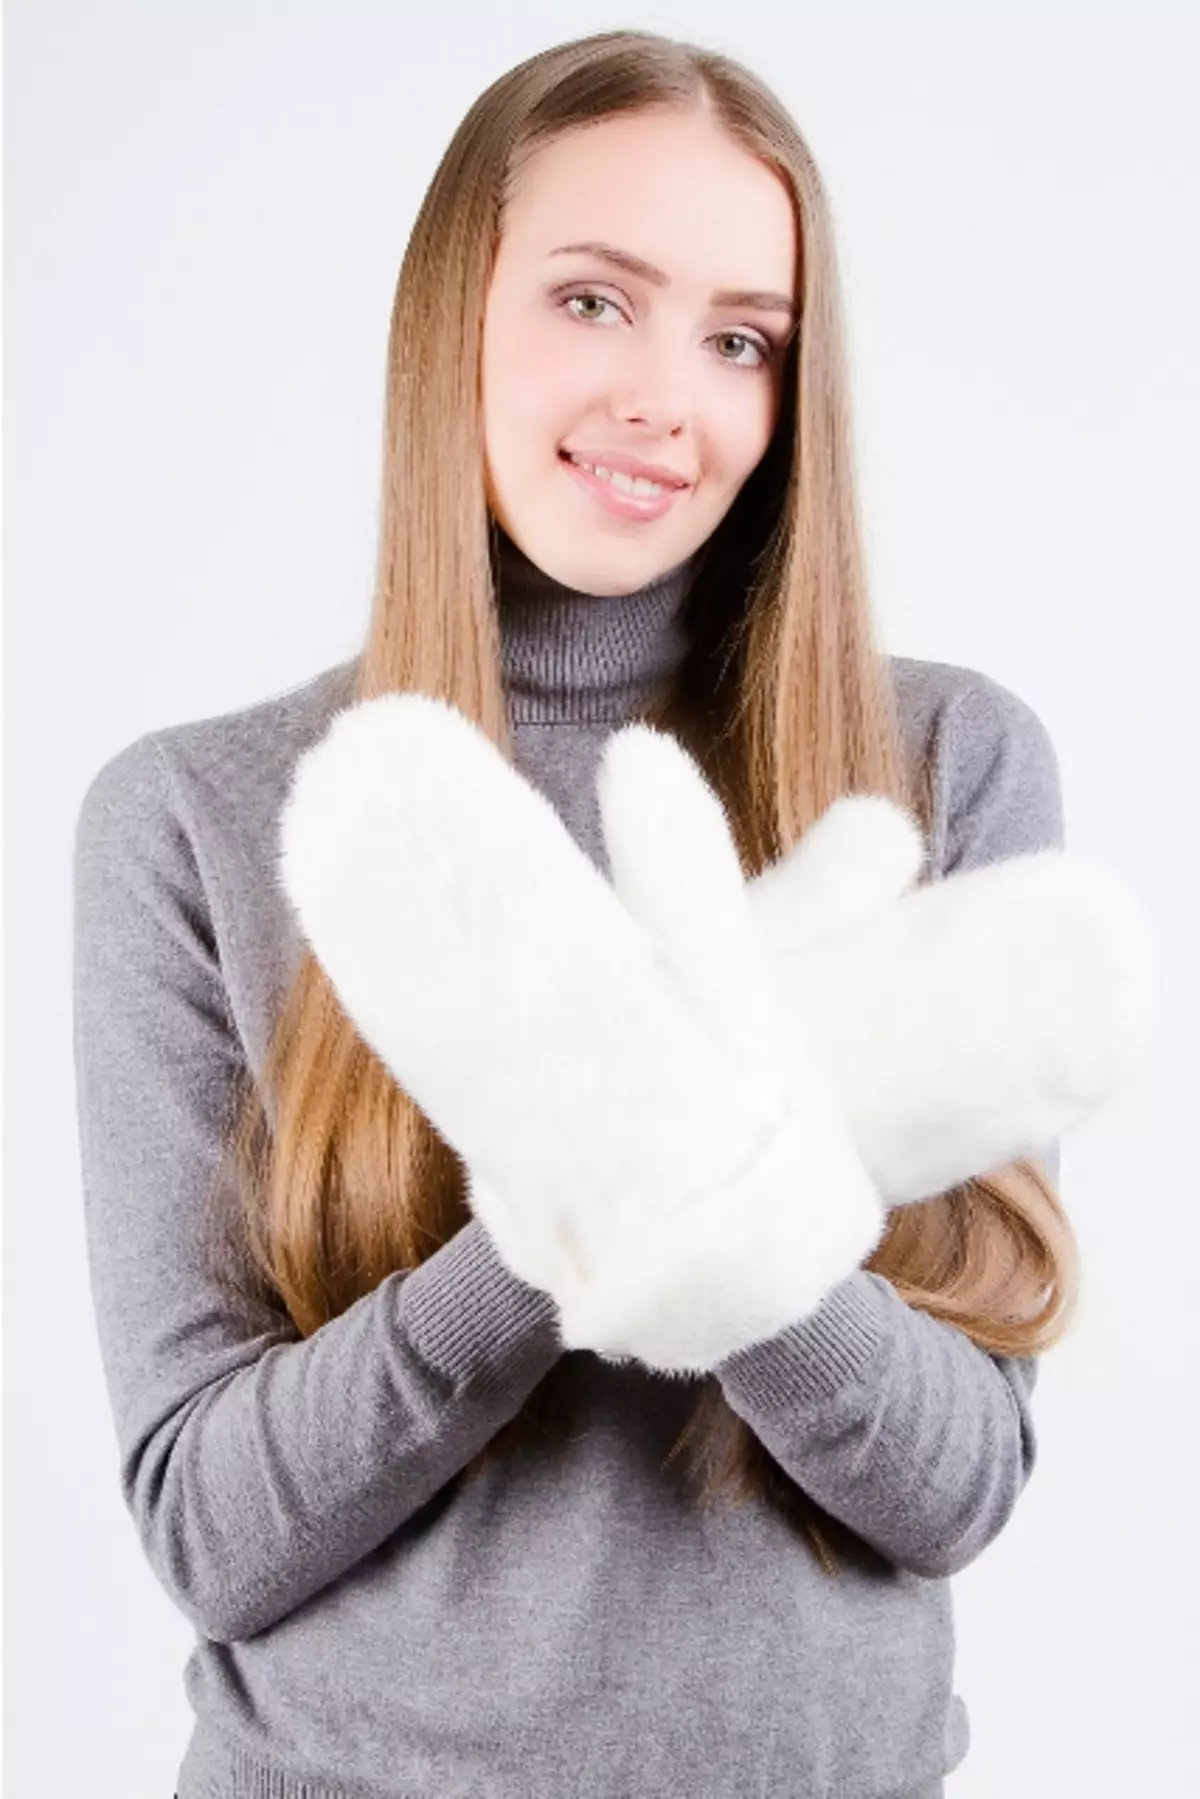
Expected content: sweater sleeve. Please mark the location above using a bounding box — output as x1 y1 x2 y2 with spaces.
72 732 565 1644
713 674 1065 1578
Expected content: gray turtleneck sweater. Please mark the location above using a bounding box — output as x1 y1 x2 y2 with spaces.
72 528 1064 1799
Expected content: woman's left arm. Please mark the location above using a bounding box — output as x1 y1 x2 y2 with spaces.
715 672 1066 1578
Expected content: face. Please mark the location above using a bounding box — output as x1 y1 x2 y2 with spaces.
480 106 798 597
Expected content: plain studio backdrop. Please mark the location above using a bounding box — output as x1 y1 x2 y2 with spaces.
6 2 1197 1794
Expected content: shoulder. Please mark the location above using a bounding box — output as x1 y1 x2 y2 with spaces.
75 655 360 862
148 654 360 806
886 651 1053 760
886 654 1064 874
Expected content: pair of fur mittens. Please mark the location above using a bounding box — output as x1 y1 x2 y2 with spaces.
278 694 1157 1374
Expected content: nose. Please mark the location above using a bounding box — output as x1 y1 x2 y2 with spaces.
606 335 691 438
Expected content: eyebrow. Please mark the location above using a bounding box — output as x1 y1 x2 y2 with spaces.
548 240 799 323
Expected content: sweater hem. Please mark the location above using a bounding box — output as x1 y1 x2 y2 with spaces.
176 1713 954 1799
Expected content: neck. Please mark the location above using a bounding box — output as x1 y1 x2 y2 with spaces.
491 526 701 727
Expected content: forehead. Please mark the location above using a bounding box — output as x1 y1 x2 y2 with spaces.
500 110 796 294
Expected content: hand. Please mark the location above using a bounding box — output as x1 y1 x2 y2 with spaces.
277 693 885 1375
739 792 1159 1203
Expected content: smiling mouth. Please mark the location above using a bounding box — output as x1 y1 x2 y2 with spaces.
559 455 680 522
557 452 691 524
560 451 685 497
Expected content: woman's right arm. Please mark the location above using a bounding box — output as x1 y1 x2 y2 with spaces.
72 733 564 1645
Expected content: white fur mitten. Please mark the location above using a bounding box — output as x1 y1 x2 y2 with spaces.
595 726 1158 1206
739 790 1158 1203
277 693 886 1376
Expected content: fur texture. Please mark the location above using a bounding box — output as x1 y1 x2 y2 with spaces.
747 809 1158 1202
277 696 1157 1374
599 722 1157 1203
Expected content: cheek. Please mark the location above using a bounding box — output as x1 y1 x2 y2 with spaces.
483 305 587 443
711 383 779 483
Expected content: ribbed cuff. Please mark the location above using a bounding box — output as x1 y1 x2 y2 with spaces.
399 1220 564 1396
715 1270 895 1410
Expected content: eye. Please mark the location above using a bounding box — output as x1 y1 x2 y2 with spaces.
558 289 775 372
712 330 771 370
561 291 623 326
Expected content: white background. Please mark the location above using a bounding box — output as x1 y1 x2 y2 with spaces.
7 2 1198 1794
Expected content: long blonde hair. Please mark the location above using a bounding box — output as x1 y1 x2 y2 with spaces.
220 28 1078 1576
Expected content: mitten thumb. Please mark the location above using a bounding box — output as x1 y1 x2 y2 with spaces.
748 793 928 957
595 723 777 1077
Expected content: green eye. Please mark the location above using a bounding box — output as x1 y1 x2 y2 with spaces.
563 293 621 324
714 332 769 368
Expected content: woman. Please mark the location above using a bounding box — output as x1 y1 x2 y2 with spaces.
76 28 1108 1799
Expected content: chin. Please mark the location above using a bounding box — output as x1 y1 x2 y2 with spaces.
566 543 692 598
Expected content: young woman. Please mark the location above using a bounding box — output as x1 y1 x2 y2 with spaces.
74 28 1122 1799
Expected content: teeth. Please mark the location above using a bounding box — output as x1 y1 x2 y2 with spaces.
570 456 668 497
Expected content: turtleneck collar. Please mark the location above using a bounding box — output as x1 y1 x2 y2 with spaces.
491 524 701 726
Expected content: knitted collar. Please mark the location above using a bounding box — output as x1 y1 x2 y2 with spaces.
491 525 701 726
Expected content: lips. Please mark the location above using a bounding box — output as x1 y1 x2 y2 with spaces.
561 450 691 491
558 450 686 522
